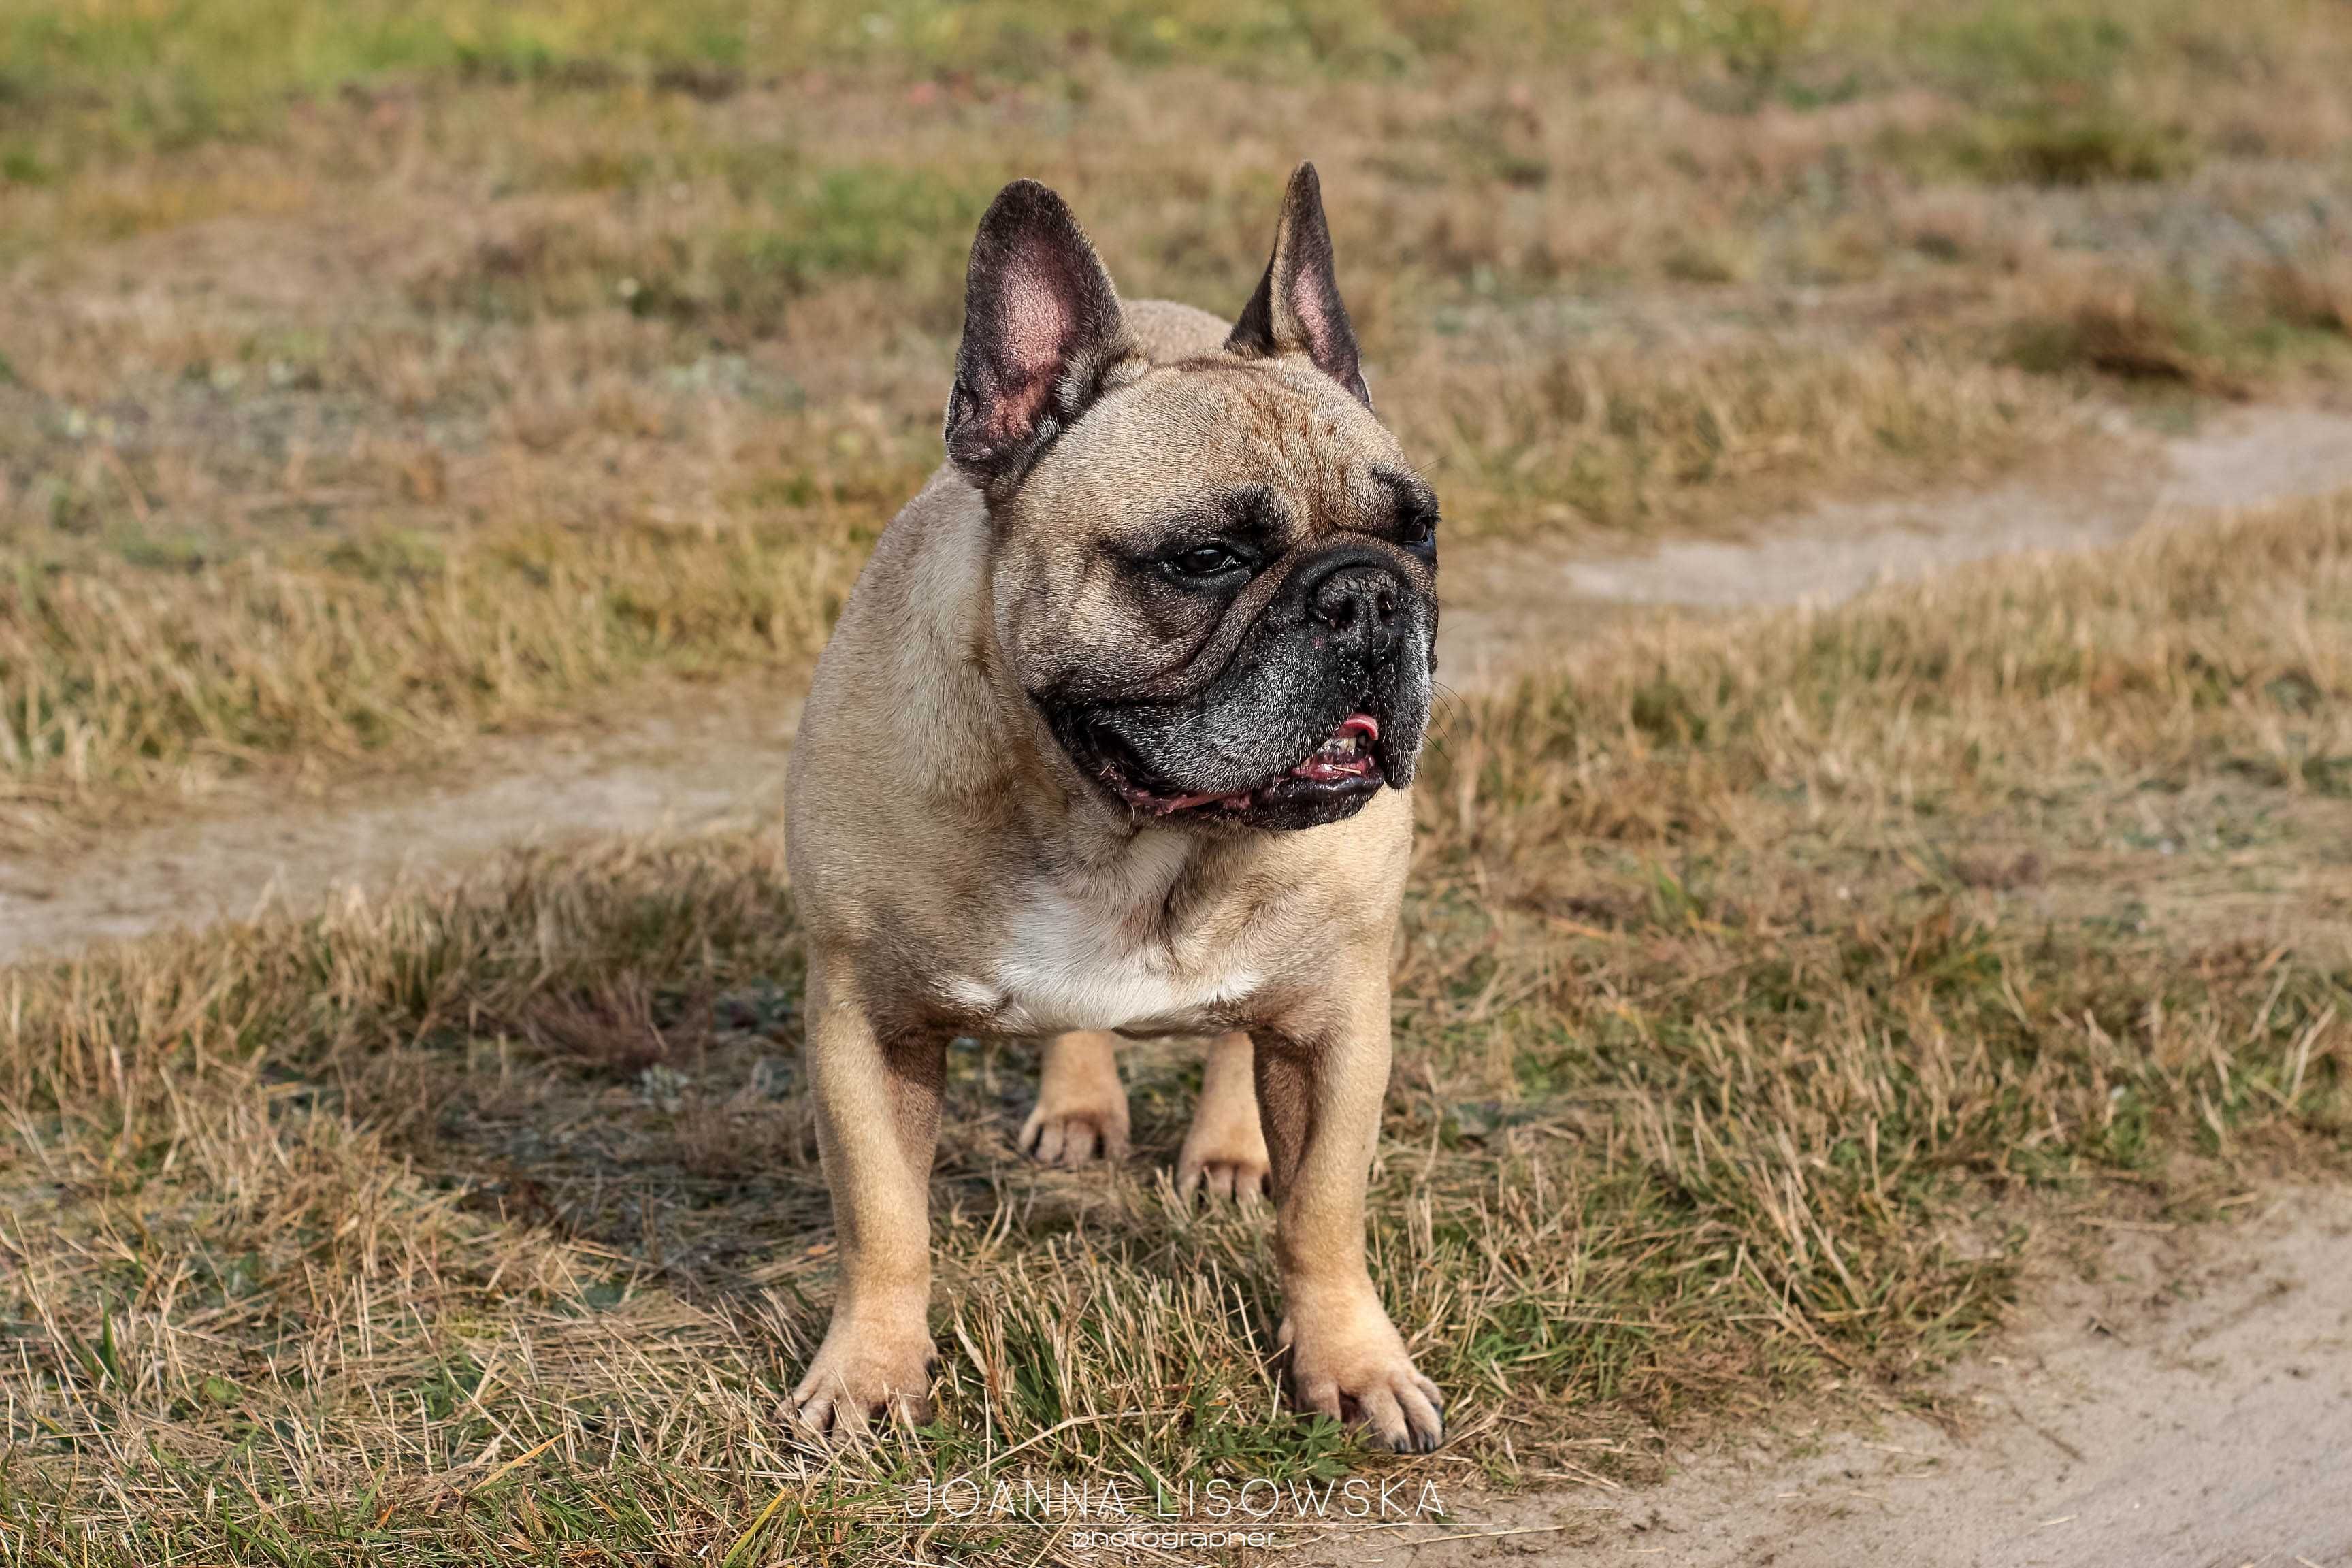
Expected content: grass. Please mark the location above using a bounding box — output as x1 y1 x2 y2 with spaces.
3 493 2347 1563
1397 333 2065 541
2002 244 2352 392
0 431 873 825
4 1 2345 133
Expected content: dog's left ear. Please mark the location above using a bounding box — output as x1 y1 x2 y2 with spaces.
1227 163 1370 408
946 180 1139 491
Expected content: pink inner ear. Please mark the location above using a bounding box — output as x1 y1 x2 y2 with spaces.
992 259 1071 436
1289 278 1333 353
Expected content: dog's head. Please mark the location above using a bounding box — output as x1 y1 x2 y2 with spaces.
947 165 1438 832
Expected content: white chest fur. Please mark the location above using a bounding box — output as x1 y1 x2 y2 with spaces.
952 830 1260 1036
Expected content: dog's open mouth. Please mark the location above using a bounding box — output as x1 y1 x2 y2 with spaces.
1286 713 1382 783
1100 714 1384 816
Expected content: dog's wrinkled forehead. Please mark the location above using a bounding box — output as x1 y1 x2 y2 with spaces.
1000 360 1412 550
987 359 1435 702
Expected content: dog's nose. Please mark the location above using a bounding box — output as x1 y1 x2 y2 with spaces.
1304 561 1404 655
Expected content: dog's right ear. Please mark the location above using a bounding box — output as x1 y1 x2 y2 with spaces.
945 180 1137 491
1227 163 1370 408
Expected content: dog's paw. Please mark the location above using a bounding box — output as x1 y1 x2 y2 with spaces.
1176 1032 1268 1204
1019 1102 1129 1168
1279 1303 1445 1453
787 1322 936 1440
1176 1121 1271 1204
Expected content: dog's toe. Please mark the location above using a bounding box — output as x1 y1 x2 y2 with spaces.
787 1380 933 1443
786 1386 866 1442
1019 1109 1128 1168
1178 1156 1270 1205
1281 1310 1446 1453
1316 1371 1445 1454
1175 1092 1271 1204
787 1326 936 1444
1396 1377 1446 1453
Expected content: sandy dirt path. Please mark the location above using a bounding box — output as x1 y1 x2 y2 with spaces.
0 686 802 962
1373 1185 2352 1568
1440 404 2352 681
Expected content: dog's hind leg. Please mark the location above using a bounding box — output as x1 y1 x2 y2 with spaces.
790 964 945 1437
1020 1030 1130 1167
1177 1032 1271 1203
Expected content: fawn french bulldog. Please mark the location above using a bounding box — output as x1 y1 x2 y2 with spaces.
785 164 1443 1451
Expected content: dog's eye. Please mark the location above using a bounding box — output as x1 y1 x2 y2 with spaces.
1164 543 1249 580
1397 507 1437 550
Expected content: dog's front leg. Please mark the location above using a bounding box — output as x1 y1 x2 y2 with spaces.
1256 970 1443 1453
791 964 945 1437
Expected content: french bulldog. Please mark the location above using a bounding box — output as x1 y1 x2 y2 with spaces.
784 163 1443 1452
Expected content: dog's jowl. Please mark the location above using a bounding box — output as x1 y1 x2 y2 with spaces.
784 164 1444 1452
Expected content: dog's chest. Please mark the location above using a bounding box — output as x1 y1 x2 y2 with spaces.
949 832 1260 1036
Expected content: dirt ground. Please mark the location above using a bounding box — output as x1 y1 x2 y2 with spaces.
0 681 802 960
14 402 2352 1567
1370 1185 2352 1568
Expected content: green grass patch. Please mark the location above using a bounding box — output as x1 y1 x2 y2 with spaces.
3 0 2338 163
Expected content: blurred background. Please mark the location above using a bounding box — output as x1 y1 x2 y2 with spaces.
5 0 2349 849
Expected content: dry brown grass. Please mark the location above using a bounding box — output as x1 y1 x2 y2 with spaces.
0 476 865 822
1396 331 2067 540
3 493 2346 1563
